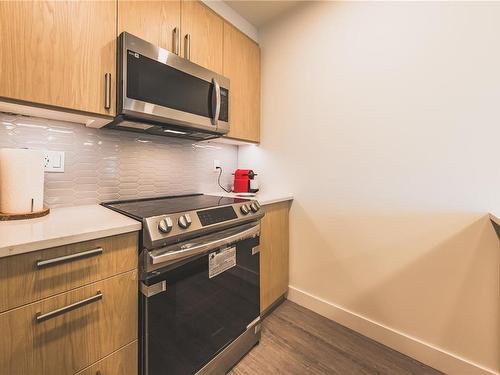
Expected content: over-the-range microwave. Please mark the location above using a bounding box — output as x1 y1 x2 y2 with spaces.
107 32 230 140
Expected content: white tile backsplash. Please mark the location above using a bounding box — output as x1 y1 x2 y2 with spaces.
0 113 237 207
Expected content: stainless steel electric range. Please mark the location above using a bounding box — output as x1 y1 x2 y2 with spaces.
102 194 264 375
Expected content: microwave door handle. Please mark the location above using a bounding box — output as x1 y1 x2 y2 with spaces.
211 78 221 126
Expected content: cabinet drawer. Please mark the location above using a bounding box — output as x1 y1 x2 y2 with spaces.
0 270 138 375
75 340 137 375
0 232 138 313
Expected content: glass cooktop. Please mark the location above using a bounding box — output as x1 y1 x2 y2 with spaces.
102 194 249 220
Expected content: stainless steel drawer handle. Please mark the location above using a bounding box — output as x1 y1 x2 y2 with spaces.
104 73 111 110
35 291 103 323
36 247 103 268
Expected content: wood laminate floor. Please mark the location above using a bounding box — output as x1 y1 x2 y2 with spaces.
230 301 442 375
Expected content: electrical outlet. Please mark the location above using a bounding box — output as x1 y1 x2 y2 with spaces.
213 160 221 172
44 151 65 173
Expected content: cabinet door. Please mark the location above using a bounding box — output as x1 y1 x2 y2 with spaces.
223 22 261 143
181 0 223 73
0 270 137 375
75 341 137 375
260 201 290 313
118 0 181 53
0 1 116 116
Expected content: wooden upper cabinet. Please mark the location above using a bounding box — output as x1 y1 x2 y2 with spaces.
118 0 181 53
0 1 116 116
181 1 223 73
223 22 261 143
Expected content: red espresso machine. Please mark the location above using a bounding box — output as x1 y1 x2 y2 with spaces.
233 169 259 193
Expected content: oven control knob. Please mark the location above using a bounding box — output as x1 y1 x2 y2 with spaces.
178 213 192 229
158 217 173 233
240 205 249 215
250 202 259 213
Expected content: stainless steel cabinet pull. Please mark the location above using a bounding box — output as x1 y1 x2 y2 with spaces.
172 27 180 55
104 73 111 110
36 247 103 268
184 34 191 60
211 78 220 126
35 291 103 323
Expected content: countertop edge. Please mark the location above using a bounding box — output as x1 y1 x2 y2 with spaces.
258 195 294 206
0 204 142 259
0 222 141 259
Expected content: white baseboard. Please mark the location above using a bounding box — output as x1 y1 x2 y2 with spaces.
287 286 498 375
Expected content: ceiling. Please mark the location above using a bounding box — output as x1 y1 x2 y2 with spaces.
225 1 302 28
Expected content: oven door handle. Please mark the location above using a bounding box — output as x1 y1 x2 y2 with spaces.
149 223 260 265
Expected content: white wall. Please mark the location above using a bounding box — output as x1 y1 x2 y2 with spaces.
239 2 500 373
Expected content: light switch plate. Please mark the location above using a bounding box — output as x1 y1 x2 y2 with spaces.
44 151 65 173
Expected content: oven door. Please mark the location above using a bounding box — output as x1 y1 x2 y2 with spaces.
140 222 260 375
117 32 229 135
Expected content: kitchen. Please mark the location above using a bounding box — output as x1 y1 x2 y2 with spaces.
0 1 498 375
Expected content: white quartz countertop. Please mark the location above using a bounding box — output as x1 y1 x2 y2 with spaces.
0 205 141 258
205 191 294 206
0 194 293 259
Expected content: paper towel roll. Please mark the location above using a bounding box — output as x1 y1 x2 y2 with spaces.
0 148 45 214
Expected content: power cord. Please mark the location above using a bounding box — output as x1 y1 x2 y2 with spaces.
216 166 232 193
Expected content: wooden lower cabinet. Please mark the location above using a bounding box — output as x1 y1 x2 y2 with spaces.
0 270 138 375
260 201 291 313
0 232 138 313
75 341 137 375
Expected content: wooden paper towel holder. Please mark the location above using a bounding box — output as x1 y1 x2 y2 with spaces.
0 207 50 221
